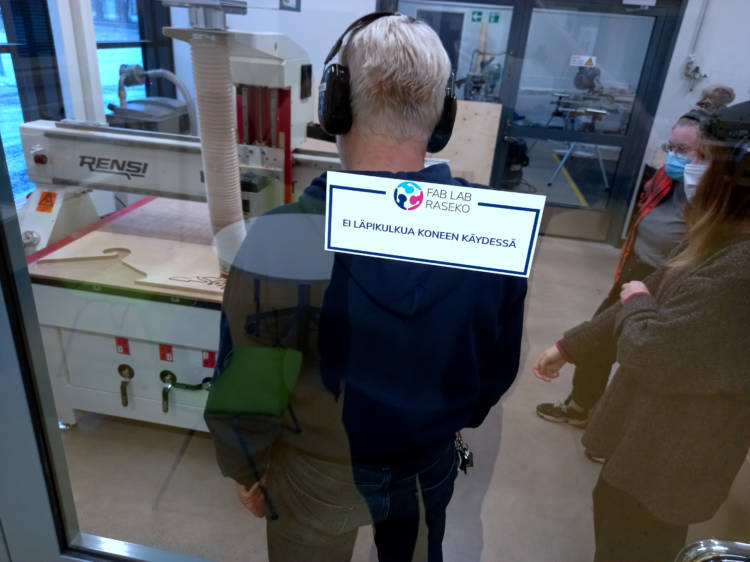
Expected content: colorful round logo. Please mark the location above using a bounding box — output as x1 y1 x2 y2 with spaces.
393 181 424 211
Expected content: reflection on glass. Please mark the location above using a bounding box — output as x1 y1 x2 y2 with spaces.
0 53 33 202
515 136 619 210
515 9 654 135
8 3 750 562
91 0 140 42
399 1 512 103
97 46 146 112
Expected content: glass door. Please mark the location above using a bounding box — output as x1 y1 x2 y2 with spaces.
398 2 515 189
492 0 683 242
399 1 514 105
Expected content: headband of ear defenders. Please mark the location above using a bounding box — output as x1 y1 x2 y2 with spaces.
707 101 750 185
680 108 713 135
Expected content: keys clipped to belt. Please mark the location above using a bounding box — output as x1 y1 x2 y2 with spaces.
455 431 474 474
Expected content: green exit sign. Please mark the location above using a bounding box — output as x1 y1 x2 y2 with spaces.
489 12 500 23
471 11 482 22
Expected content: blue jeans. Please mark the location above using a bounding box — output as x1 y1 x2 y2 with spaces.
353 442 458 562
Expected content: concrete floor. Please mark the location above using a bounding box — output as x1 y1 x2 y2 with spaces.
59 235 750 561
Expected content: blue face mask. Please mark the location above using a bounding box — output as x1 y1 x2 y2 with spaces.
665 151 692 181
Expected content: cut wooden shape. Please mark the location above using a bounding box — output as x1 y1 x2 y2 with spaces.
136 272 225 294
33 230 222 299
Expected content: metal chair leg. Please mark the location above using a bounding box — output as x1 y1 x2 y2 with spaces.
595 145 610 191
548 142 576 186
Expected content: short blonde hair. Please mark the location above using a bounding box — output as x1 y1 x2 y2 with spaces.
340 14 451 142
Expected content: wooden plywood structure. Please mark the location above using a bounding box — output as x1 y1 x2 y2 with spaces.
296 137 339 155
429 100 502 185
297 100 502 186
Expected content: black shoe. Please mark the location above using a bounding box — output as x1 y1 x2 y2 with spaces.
536 398 589 428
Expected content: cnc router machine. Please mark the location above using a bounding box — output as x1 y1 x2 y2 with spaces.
18 0 338 432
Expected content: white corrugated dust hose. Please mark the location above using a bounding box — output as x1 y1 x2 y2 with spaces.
190 31 246 270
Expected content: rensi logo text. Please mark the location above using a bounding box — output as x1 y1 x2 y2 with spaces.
79 155 148 180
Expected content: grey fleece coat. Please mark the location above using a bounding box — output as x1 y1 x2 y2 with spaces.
561 236 750 525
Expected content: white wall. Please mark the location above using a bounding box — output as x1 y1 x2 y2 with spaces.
170 1 376 103
644 0 750 169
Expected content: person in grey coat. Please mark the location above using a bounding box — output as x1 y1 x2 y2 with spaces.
533 100 750 562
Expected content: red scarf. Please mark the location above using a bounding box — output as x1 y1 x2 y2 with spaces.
610 166 673 294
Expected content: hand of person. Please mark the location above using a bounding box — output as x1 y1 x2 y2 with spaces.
619 281 650 304
533 345 567 382
237 474 267 518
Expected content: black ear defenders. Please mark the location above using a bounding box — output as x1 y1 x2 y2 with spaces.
318 11 457 153
680 108 714 135
708 100 750 186
730 142 750 187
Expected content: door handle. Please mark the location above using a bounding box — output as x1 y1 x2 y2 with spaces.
117 364 135 407
159 371 211 413
160 370 177 413
173 379 212 391
121 381 130 407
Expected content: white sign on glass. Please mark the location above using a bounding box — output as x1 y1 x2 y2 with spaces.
324 171 546 278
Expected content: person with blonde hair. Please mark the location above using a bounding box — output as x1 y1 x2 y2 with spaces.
534 100 750 562
222 12 526 562
317 13 526 561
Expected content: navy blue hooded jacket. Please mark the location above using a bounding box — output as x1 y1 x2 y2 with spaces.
312 164 527 465
215 164 527 466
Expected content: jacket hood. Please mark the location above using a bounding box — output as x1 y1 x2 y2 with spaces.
307 164 473 318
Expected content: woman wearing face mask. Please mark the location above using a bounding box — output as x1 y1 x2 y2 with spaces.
535 86 734 435
533 99 750 562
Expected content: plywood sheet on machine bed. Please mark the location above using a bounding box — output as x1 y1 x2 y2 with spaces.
99 197 214 245
28 198 223 303
429 100 502 185
32 231 223 299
